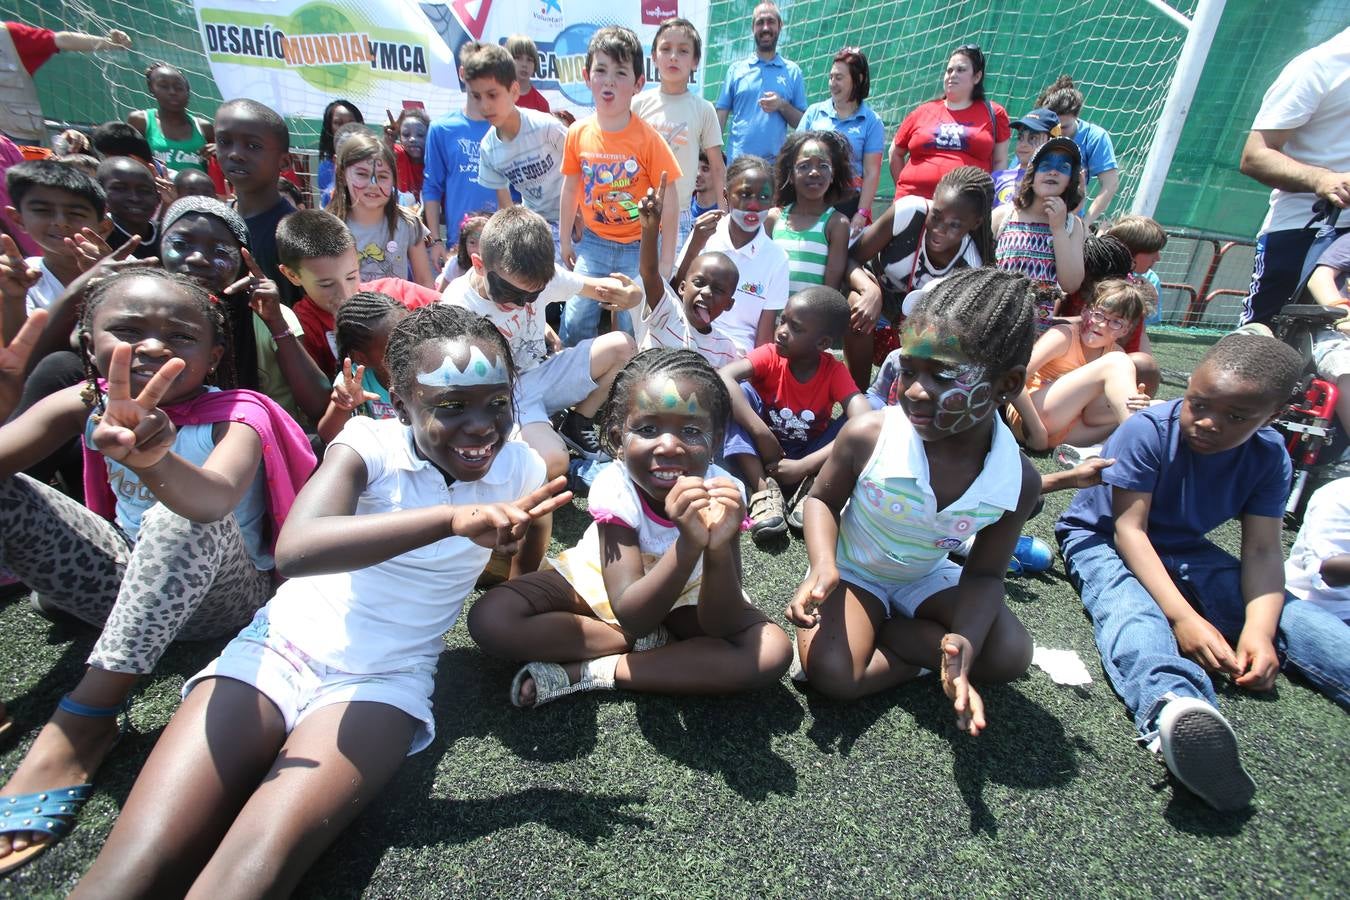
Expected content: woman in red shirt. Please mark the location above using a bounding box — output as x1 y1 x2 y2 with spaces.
888 43 1009 200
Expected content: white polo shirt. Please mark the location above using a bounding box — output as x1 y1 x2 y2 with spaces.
265 416 547 673
679 216 789 354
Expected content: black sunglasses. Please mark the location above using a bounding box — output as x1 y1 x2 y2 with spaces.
486 270 544 307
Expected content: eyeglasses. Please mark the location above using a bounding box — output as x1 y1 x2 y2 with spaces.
794 159 833 176
1035 155 1074 176
486 270 544 307
1087 309 1130 332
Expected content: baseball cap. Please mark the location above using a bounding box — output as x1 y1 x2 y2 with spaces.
1012 108 1061 135
1030 136 1082 170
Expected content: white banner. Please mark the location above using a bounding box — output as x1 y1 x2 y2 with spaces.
193 0 712 121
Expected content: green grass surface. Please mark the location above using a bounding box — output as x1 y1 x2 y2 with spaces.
2 328 1348 898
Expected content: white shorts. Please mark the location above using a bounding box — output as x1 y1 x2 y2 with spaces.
836 558 963 619
514 339 598 425
184 609 438 755
1312 329 1350 381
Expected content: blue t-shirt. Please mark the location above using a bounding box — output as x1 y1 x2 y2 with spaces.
715 54 808 163
1072 118 1118 180
1056 399 1291 552
422 111 496 244
797 100 886 185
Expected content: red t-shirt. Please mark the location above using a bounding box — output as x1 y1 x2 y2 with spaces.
296 277 440 377
747 345 859 449
393 142 424 199
4 22 57 75
517 88 551 114
892 99 1010 199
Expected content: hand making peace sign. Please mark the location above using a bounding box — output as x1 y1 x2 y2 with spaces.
89 341 186 469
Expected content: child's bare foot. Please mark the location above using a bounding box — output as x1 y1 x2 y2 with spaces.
0 707 121 859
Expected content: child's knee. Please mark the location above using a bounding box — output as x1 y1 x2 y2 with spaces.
1129 352 1160 394
801 641 867 700
591 330 636 375
748 622 793 685
466 587 521 655
975 614 1033 683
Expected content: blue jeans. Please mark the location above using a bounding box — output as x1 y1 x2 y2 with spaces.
561 230 639 347
1060 533 1350 736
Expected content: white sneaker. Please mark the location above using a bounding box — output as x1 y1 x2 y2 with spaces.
1054 442 1104 469
1157 697 1255 811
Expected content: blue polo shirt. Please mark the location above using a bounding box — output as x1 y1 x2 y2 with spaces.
1071 118 1118 180
1056 399 1291 553
797 100 886 184
715 53 808 163
422 111 496 244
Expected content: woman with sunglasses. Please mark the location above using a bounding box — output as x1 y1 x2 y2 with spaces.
992 136 1087 331
888 43 1010 200
796 47 885 236
1004 278 1153 452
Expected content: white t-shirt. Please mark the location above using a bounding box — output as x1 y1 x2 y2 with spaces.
477 108 568 224
266 416 547 673
631 88 723 210
548 460 745 624
1252 27 1350 234
347 212 430 282
635 281 743 368
1285 476 1350 621
439 267 583 373
24 257 65 314
679 216 789 354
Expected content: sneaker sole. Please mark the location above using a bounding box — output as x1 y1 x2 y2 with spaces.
1163 707 1255 811
559 433 605 461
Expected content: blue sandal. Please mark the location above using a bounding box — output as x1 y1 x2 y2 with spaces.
0 694 129 877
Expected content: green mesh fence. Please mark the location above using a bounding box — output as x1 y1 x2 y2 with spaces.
3 0 1348 238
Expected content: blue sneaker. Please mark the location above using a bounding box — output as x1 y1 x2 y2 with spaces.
1008 535 1054 576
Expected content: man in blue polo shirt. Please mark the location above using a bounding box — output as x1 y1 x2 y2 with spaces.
715 3 806 165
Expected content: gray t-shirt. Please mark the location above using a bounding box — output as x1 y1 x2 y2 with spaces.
347 212 429 282
477 107 568 225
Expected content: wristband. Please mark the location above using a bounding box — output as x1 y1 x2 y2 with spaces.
270 327 295 341
859 207 872 225
428 237 444 246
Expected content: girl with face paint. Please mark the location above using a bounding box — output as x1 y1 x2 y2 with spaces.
326 132 434 288
387 107 430 205
765 131 853 298
991 136 1088 331
1005 277 1153 453
468 349 793 708
74 305 570 896
786 268 1042 737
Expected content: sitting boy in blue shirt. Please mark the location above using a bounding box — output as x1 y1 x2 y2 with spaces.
1057 333 1350 812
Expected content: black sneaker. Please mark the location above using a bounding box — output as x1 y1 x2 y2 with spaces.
1158 697 1255 811
559 411 605 460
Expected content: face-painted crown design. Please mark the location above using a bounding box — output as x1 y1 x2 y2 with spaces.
416 345 510 388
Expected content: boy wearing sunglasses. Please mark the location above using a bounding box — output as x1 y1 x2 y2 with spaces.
441 206 643 485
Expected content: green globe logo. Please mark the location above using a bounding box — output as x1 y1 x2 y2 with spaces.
287 3 373 94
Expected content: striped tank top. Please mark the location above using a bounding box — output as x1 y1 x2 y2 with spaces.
774 205 833 295
835 406 1021 585
996 217 1072 331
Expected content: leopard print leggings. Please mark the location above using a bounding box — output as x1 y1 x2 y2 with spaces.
0 474 273 674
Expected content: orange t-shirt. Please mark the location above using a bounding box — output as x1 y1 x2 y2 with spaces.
561 113 681 244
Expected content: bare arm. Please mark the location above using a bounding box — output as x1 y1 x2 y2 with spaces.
123 421 263 522
754 309 777 349
558 174 580 269
127 109 148 136
857 152 882 233
637 178 665 313
495 188 514 209
1084 168 1120 226
658 178 681 277
1233 513 1286 690
53 29 130 52
1240 129 1350 206
0 382 87 479
706 145 728 212
888 144 908 185
717 107 729 130
990 139 1010 172
822 212 851 291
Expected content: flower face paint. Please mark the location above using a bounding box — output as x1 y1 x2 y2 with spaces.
897 324 997 436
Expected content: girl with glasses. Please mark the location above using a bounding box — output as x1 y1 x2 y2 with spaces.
765 131 853 299
1004 278 1153 452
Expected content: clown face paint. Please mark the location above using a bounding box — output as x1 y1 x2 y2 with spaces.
416 343 510 388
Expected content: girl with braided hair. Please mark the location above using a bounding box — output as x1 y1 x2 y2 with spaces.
77 303 569 895
844 164 995 389
469 348 793 708
315 290 410 443
0 269 314 874
787 268 1041 735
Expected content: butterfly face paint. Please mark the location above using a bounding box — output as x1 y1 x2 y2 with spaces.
416 344 510 388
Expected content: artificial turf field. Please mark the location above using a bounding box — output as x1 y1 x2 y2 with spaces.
1 327 1347 898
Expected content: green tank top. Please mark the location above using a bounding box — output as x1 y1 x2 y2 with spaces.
144 108 207 173
774 205 833 296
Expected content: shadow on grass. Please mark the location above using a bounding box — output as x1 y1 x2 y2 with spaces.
632 684 804 800
899 682 1080 836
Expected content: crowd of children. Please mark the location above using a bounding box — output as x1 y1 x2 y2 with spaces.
0 10 1346 891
